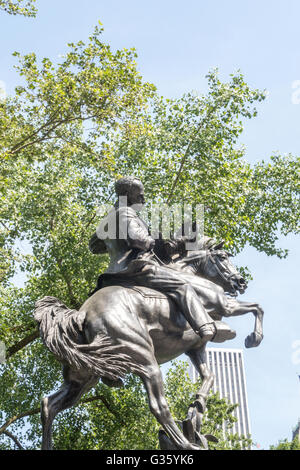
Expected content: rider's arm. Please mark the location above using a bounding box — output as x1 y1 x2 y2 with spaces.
128 218 155 251
118 207 155 251
163 236 189 256
89 232 107 254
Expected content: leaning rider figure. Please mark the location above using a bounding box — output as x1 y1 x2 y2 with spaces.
89 176 217 342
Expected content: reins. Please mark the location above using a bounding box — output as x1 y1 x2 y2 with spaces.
205 251 238 297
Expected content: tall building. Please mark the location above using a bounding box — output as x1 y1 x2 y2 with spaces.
189 347 251 439
292 420 300 441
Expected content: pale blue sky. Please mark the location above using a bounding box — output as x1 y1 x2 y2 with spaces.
1 0 299 449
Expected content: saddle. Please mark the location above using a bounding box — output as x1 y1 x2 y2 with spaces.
131 286 167 299
89 273 167 299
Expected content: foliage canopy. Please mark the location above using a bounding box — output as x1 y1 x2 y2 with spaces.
270 437 300 450
0 0 37 17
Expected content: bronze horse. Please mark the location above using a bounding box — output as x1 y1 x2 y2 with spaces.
34 243 263 450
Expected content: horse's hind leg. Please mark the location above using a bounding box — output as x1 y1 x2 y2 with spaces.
185 346 215 434
140 363 200 450
41 365 98 450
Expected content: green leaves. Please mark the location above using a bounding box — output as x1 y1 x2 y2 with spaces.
105 70 299 258
270 437 300 450
1 26 155 165
0 360 250 449
164 360 251 450
0 0 37 17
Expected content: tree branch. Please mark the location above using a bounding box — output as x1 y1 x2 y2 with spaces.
9 109 60 154
0 406 40 435
56 257 80 309
0 394 125 438
8 110 107 157
6 329 39 359
166 107 216 204
3 431 25 450
0 220 10 231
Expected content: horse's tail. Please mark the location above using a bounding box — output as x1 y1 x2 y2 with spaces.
34 296 144 381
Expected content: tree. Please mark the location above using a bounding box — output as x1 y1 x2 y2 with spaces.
0 24 299 450
0 24 155 350
0 0 37 17
0 360 251 450
104 73 299 259
270 437 300 450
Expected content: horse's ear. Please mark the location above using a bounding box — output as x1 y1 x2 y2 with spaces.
214 240 225 250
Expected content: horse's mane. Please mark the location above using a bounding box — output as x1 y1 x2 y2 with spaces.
174 236 219 266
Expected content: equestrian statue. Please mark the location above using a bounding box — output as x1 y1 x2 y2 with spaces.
34 176 264 450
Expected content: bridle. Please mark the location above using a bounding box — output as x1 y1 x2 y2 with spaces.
192 250 239 297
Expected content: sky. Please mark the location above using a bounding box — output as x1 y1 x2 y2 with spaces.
0 0 299 450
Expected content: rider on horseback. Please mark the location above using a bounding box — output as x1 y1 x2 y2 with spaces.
89 176 217 342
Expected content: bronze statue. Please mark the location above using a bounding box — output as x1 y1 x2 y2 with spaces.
89 176 223 341
34 177 264 450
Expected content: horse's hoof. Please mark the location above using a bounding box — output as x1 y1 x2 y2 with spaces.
159 431 176 450
158 430 203 451
187 443 203 450
158 430 180 450
245 332 263 348
205 433 219 443
195 433 209 450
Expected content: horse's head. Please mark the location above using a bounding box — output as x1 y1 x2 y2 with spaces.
178 240 247 296
203 243 247 296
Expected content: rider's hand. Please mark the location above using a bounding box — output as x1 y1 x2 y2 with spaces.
164 237 187 256
176 237 188 255
163 240 178 256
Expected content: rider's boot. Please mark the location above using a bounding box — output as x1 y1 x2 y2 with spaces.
196 323 216 341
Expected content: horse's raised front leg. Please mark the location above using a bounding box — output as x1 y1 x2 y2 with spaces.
140 363 200 450
41 366 98 450
225 299 264 348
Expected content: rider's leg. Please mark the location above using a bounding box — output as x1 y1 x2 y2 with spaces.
135 264 216 340
170 283 216 339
